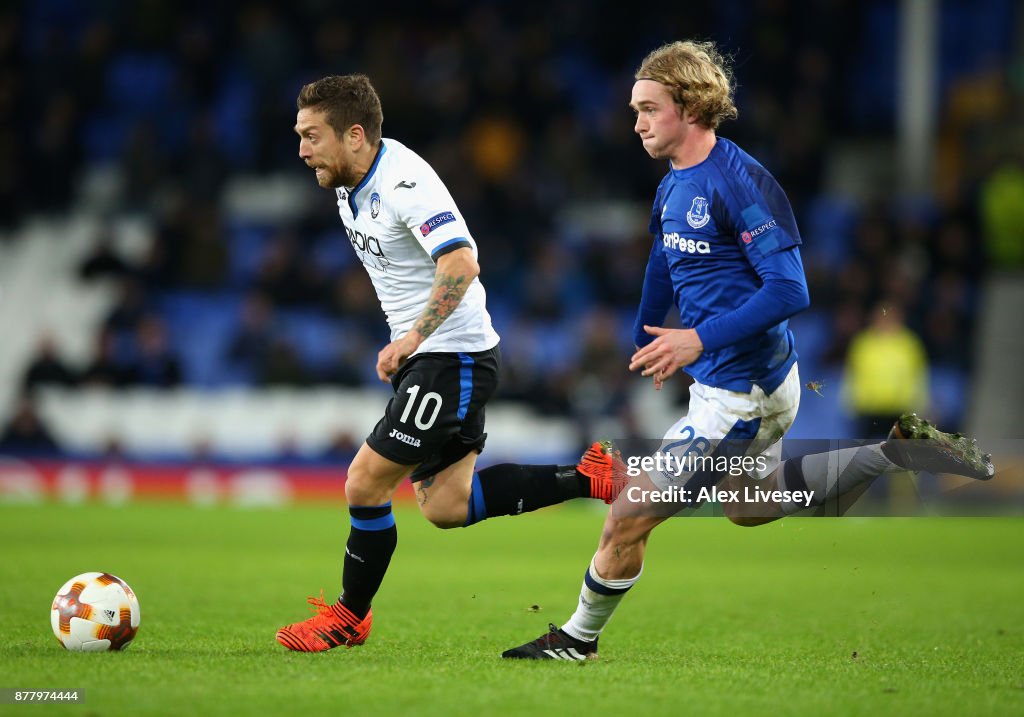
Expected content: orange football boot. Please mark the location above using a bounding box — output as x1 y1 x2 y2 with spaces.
276 591 372 652
576 440 629 504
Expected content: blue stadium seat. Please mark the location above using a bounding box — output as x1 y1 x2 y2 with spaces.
789 309 833 365
105 53 176 115
312 231 356 274
83 112 131 163
227 222 274 287
213 71 257 167
849 2 898 130
928 365 968 427
279 309 342 371
533 320 583 373
938 0 1017 95
802 196 857 270
160 291 246 387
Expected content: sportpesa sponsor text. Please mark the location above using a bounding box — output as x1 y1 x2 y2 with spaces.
663 232 711 254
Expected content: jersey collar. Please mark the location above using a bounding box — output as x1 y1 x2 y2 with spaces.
669 137 722 178
348 140 387 218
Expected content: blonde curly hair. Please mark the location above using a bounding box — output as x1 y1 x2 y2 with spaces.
636 40 738 130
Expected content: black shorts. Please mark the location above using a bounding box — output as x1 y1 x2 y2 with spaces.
365 345 500 482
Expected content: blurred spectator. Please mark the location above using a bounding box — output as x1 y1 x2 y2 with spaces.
172 114 230 203
1 1 1015 436
255 231 324 307
144 197 191 288
568 307 634 443
262 338 311 387
324 266 386 338
320 341 367 388
100 436 126 461
119 120 167 213
321 429 358 462
0 394 61 455
275 431 303 461
979 160 1024 268
79 233 132 282
27 92 81 214
103 278 149 335
80 328 137 388
226 292 277 375
133 315 183 387
921 269 975 369
570 308 630 415
842 303 930 438
175 202 229 289
520 242 591 320
21 334 77 390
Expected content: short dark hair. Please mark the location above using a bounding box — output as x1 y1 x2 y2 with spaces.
296 74 383 144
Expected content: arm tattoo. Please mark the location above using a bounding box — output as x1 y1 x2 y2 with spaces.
412 267 471 339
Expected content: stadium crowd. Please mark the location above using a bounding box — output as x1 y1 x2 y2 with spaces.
2 0 1021 456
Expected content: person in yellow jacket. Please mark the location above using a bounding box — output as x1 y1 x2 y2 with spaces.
844 302 930 438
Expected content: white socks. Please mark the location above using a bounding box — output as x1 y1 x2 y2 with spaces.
561 556 643 643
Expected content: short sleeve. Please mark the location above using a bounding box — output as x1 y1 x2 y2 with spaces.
389 166 473 261
733 169 802 262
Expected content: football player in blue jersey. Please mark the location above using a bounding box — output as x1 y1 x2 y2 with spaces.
503 40 994 661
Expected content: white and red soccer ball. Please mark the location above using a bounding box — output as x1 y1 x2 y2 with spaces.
50 572 140 651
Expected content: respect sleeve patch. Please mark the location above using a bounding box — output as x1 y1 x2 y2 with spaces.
419 211 457 237
739 204 780 253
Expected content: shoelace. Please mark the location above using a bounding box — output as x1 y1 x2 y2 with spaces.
537 623 562 647
301 590 340 627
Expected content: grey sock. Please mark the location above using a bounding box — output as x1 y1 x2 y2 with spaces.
779 444 895 515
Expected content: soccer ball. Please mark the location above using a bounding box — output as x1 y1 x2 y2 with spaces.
50 572 140 651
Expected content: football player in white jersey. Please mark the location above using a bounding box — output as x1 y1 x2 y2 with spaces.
275 74 628 653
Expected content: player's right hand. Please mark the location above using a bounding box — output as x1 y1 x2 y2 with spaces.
375 331 422 382
629 325 703 390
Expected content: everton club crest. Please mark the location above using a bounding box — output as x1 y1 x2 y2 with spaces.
686 196 710 229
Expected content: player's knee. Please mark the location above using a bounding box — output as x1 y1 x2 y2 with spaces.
419 502 468 530
726 514 771 527
424 512 467 530
724 505 770 528
599 515 647 548
344 471 367 505
344 462 388 506
428 516 465 530
723 502 775 527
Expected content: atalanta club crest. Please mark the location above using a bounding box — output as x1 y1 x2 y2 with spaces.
370 192 381 219
686 196 711 229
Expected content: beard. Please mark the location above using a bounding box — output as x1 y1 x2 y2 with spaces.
315 167 343 188
315 162 360 189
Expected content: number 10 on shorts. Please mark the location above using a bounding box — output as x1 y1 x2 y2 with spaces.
400 385 442 429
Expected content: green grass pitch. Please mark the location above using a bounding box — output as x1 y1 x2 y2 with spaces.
1 501 1022 716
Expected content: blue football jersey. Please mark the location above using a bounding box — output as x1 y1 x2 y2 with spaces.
635 137 809 394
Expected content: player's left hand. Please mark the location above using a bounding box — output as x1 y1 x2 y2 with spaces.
628 326 703 390
376 331 422 382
